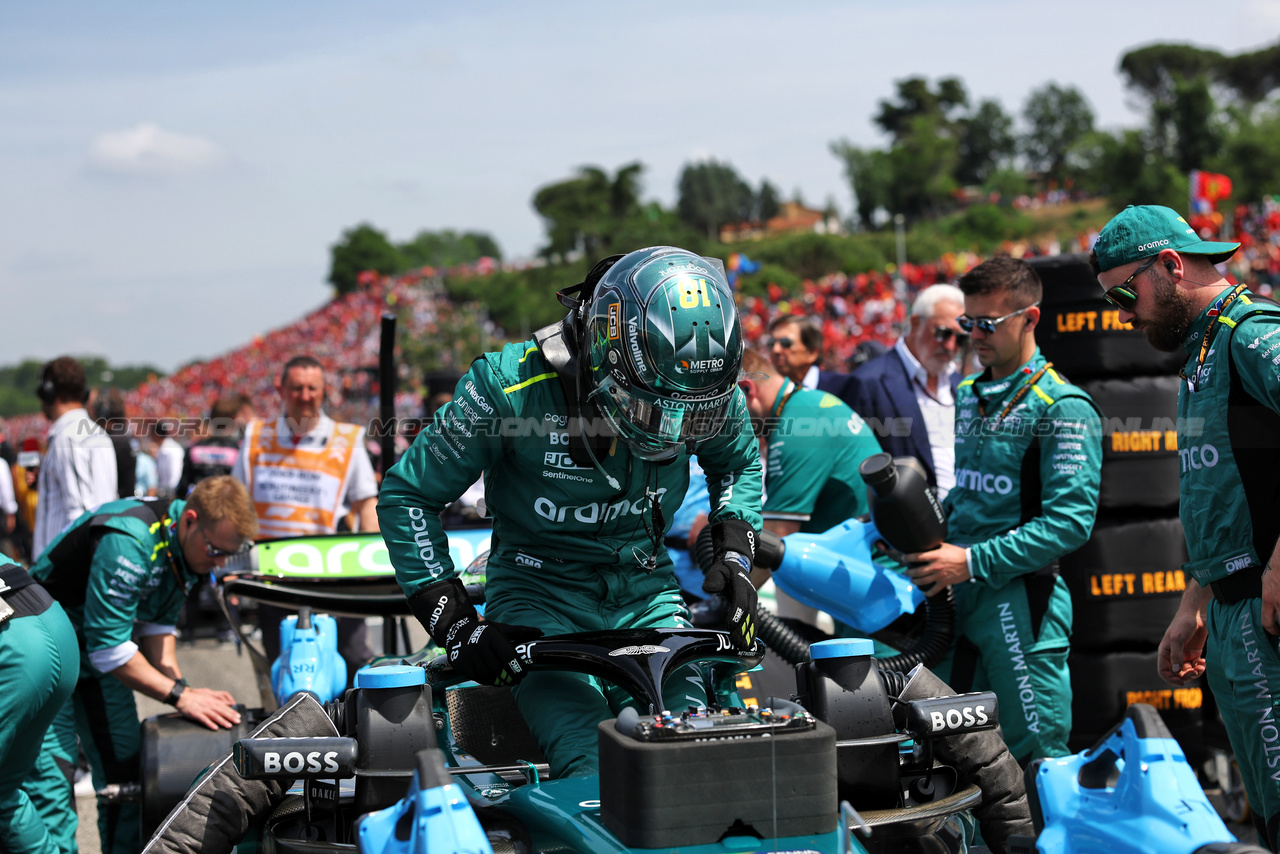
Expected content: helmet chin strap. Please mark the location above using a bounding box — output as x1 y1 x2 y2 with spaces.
576 366 622 491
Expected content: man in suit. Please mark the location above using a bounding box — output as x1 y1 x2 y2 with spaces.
767 315 849 397
843 284 967 499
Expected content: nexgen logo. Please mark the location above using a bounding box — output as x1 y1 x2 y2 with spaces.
955 468 1014 495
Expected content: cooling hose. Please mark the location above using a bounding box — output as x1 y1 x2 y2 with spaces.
693 525 955 669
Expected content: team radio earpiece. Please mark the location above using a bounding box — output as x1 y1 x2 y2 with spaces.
35 368 90 404
36 374 56 404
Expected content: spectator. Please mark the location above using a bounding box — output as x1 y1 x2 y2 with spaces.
134 437 159 498
176 394 255 497
844 284 967 498
94 387 136 500
32 357 117 559
154 421 185 498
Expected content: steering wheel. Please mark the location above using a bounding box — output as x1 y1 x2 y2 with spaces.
424 628 764 714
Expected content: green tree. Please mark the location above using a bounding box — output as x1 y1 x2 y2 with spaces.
830 141 893 230
676 160 756 239
1021 83 1095 184
756 179 782 222
328 223 403 294
1222 105 1280 204
532 162 644 258
885 114 960 220
874 76 968 142
956 98 1017 186
398 229 502 270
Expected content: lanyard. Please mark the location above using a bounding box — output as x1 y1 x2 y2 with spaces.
764 379 803 439
977 362 1052 427
1182 283 1248 393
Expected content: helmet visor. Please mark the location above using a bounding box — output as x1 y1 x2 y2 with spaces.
591 374 736 459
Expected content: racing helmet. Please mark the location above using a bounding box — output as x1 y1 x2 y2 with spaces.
581 246 743 461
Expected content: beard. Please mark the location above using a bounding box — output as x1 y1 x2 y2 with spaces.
1136 270 1197 353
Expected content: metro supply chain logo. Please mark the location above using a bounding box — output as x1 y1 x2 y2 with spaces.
677 357 725 374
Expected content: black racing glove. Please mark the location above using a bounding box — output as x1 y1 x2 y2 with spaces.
408 577 542 687
701 520 759 649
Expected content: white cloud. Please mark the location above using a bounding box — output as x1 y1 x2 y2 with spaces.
87 122 227 176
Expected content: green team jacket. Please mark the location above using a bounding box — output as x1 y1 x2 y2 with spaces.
1176 288 1280 586
380 340 764 599
31 499 197 674
761 380 884 533
944 349 1103 588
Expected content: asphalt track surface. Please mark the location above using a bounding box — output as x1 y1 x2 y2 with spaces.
75 621 1259 853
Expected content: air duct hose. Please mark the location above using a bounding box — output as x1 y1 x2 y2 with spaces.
694 525 955 669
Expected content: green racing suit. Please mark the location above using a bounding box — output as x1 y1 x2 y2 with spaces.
1174 288 1280 847
938 349 1102 763
0 558 78 854
760 380 883 534
379 340 763 777
27 499 199 854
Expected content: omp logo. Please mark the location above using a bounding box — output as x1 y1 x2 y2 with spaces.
1138 239 1170 251
608 645 670 656
1224 554 1253 574
607 303 620 340
515 552 542 569
678 357 724 373
1178 443 1219 472
955 468 1013 495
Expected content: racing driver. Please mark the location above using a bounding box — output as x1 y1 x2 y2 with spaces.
378 246 764 778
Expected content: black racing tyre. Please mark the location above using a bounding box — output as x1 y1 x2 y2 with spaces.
1068 650 1206 768
1030 254 1184 379
1061 516 1189 652
1080 376 1183 511
139 706 262 838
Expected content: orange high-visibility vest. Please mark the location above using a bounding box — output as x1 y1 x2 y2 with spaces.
242 417 362 539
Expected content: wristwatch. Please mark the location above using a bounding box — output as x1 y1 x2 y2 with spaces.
163 680 185 707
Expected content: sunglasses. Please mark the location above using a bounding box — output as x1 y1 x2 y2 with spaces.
198 522 251 559
769 336 796 349
957 302 1040 335
1101 255 1158 313
932 326 970 346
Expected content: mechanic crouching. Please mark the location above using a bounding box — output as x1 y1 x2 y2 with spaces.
25 476 257 854
379 246 763 778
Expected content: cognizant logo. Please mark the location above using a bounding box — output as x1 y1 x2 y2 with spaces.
955 468 1014 495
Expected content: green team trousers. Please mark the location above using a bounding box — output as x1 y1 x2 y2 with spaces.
489 554 708 779
1 601 78 854
1207 596 1280 850
25 662 146 854
936 574 1073 763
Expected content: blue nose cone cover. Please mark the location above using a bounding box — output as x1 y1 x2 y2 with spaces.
355 664 427 689
809 638 874 660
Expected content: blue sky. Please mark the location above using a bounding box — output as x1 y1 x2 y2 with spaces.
3 1 1278 371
